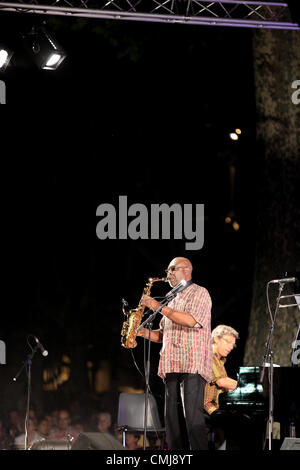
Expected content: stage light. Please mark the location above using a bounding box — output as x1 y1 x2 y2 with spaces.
235 128 242 135
0 46 13 71
22 25 66 71
45 53 62 69
232 221 240 231
229 132 238 141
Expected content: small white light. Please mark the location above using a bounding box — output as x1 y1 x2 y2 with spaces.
229 132 238 141
45 53 62 68
0 49 9 68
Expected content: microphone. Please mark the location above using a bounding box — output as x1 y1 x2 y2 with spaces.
165 279 187 300
34 336 48 357
269 277 296 284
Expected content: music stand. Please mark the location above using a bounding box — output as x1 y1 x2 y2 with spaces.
117 392 165 448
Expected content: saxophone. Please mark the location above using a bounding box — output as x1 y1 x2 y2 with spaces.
121 277 168 349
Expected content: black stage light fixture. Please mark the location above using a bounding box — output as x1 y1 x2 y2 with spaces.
22 25 66 71
0 46 13 71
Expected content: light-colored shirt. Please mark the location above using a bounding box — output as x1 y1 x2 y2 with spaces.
158 283 212 383
14 431 43 449
48 427 75 441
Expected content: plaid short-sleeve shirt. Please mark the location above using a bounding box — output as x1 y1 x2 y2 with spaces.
158 283 212 383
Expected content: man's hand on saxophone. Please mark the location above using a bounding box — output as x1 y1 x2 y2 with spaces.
140 294 197 328
140 295 160 311
136 295 163 343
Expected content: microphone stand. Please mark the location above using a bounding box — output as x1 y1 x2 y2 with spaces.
136 293 177 450
13 343 40 450
260 282 285 451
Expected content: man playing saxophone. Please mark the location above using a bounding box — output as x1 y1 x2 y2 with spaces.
137 257 212 450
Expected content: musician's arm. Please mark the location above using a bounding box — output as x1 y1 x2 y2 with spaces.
140 295 196 327
216 377 238 392
136 328 163 343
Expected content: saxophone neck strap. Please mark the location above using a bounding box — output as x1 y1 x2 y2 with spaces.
184 279 194 289
172 279 193 296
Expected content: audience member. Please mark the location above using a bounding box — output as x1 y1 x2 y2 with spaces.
14 418 43 449
36 417 51 439
0 417 14 450
48 409 74 441
8 409 23 440
70 420 85 441
125 432 142 450
50 409 59 430
97 412 113 434
28 408 37 421
86 409 99 432
44 413 55 433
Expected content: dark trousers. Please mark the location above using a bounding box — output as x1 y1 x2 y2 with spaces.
165 373 208 450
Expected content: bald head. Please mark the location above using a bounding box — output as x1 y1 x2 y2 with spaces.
170 257 193 271
167 257 193 287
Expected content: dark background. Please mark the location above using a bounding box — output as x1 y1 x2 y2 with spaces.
0 11 258 425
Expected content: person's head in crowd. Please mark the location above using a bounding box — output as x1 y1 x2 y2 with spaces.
8 409 23 437
28 409 37 420
27 417 37 435
50 409 59 428
125 432 142 450
71 420 85 440
97 412 111 433
37 417 50 438
9 409 21 426
57 410 71 431
44 414 54 430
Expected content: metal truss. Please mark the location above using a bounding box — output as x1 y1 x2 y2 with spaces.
0 0 299 29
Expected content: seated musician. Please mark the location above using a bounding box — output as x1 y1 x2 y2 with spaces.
204 325 239 449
